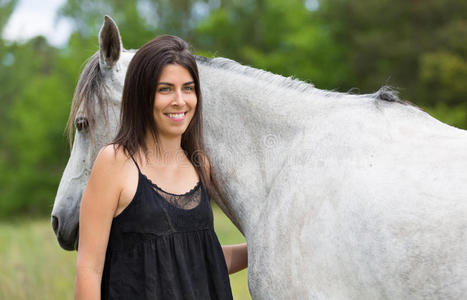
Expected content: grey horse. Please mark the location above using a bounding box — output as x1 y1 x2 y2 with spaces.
52 16 467 299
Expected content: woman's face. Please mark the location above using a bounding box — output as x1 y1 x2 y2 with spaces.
153 64 197 139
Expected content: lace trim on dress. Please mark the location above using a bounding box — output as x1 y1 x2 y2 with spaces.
142 174 202 210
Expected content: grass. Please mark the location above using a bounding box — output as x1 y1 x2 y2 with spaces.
212 205 251 300
0 205 251 300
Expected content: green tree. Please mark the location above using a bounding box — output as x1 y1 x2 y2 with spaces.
0 37 71 216
195 0 349 89
319 0 467 99
58 0 218 49
0 0 19 145
0 0 17 34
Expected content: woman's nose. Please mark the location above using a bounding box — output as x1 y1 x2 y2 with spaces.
172 89 186 105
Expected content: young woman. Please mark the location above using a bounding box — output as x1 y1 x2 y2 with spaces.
75 35 247 299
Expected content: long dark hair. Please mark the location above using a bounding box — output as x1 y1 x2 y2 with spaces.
112 35 213 202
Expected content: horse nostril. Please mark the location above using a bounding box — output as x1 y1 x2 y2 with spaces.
52 216 59 235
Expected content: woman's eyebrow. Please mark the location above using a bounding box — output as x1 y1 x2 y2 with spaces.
157 81 195 86
158 82 174 86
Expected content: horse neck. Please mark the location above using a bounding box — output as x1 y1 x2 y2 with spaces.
197 59 428 234
198 61 322 233
198 59 467 237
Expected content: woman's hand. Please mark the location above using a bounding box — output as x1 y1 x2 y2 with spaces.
222 243 248 274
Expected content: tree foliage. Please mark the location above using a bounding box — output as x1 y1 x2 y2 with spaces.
0 0 466 217
319 0 467 102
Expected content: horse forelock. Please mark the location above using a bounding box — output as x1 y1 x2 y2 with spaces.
67 52 110 148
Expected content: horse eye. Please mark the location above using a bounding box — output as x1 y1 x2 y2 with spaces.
75 117 89 131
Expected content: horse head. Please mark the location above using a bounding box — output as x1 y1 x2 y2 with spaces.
51 16 133 250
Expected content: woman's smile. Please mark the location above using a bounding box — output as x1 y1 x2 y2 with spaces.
164 111 187 121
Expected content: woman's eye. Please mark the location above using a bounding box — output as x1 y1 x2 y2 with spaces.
184 86 194 91
159 87 170 92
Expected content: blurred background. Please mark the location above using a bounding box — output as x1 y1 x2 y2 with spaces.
0 0 466 299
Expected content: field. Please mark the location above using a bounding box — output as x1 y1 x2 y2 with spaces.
0 205 251 300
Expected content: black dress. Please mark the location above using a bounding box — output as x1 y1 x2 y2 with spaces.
101 155 233 299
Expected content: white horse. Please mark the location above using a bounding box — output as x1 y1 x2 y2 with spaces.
52 16 467 299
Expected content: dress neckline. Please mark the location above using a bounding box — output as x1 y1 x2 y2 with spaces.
140 173 201 196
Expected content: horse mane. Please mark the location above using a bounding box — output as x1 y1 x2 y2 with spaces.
196 55 316 94
66 52 108 149
196 56 415 107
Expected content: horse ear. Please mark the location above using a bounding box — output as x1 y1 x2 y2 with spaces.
98 15 122 69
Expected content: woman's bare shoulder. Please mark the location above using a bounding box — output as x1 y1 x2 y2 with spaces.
96 144 131 165
92 144 134 181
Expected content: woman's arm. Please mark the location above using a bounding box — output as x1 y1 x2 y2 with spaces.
74 145 125 300
222 243 248 274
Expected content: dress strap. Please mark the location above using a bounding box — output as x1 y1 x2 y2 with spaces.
127 152 141 173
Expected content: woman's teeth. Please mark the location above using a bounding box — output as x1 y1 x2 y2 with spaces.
166 113 185 120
